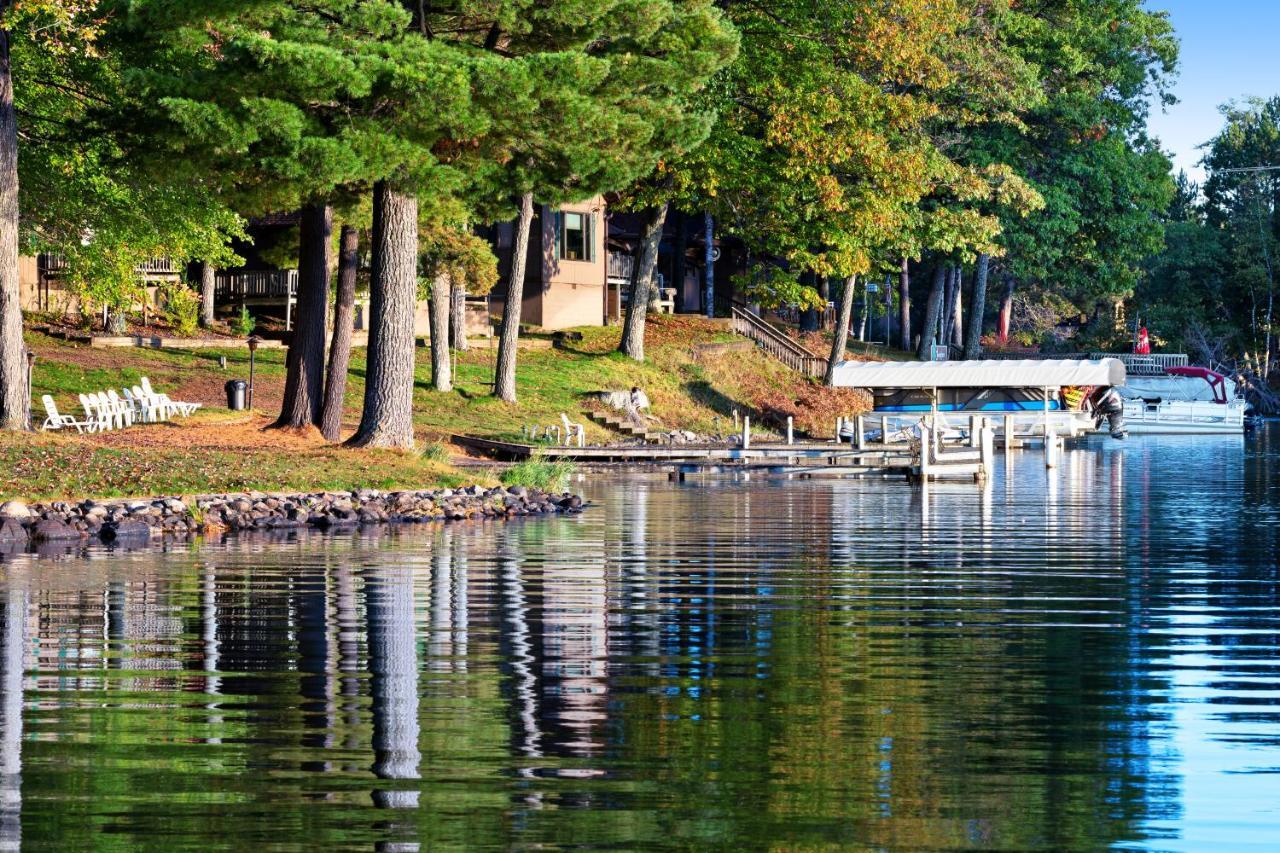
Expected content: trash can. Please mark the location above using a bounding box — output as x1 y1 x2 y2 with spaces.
225 379 248 411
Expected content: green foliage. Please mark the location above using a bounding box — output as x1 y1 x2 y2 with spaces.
160 283 201 337
500 455 576 493
231 305 257 337
420 441 451 464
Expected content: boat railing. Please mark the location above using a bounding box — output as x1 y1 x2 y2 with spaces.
980 351 1188 375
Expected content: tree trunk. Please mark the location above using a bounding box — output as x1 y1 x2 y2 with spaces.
429 270 451 392
619 202 669 362
0 23 25 431
347 183 417 449
703 212 715 318
964 253 990 359
275 203 332 429
939 269 955 347
320 224 358 442
916 263 947 360
898 257 911 352
824 275 857 385
449 274 467 352
951 266 964 346
493 191 534 402
199 261 216 328
997 274 1015 345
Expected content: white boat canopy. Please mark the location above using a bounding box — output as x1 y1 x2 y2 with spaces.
828 358 1127 389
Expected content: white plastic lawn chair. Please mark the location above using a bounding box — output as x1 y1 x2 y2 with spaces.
79 393 111 432
94 392 122 430
107 389 134 427
560 413 585 448
124 387 160 423
41 396 95 433
132 384 171 421
141 377 200 417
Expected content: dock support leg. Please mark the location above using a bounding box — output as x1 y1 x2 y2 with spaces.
1045 428 1058 469
980 425 994 481
856 415 866 451
1004 413 1014 451
786 416 794 445
919 422 932 482
742 416 751 450
881 415 890 445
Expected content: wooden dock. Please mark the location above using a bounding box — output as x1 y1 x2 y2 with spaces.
455 410 1087 484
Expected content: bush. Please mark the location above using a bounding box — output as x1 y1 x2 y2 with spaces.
500 455 576 493
231 304 256 336
161 284 201 337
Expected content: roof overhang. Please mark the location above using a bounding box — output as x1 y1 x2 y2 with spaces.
828 358 1127 389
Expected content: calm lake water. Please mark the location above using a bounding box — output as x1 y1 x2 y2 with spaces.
2 427 1279 850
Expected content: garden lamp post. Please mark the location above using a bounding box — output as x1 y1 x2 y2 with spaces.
247 335 261 410
25 350 35 431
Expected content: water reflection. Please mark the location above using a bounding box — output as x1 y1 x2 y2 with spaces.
0 428 1278 849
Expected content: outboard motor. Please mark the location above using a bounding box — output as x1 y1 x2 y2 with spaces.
1091 386 1126 439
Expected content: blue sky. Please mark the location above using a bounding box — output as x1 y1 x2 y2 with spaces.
1145 1 1280 182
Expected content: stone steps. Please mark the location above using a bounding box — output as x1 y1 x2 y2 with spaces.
585 410 664 443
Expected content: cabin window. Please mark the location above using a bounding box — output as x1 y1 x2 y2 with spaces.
554 210 595 262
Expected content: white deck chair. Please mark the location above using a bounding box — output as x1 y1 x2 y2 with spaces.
132 384 172 420
97 392 127 429
124 387 159 423
106 390 134 427
560 413 585 448
41 396 94 433
79 393 111 432
141 377 200 417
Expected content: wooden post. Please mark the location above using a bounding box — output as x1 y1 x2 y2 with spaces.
980 425 994 480
855 414 865 450
969 415 981 447
919 422 931 482
742 415 751 450
786 416 794 445
880 414 889 445
1004 413 1014 451
1045 427 1058 469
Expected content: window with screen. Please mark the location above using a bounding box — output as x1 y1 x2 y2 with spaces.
555 210 594 262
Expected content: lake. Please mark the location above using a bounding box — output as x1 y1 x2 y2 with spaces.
1 426 1278 850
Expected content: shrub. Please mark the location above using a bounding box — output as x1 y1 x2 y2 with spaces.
161 284 201 337
231 304 256 336
500 455 576 493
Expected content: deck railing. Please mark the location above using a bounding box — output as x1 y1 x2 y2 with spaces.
982 351 1188 376
38 253 178 279
215 269 298 300
730 306 828 378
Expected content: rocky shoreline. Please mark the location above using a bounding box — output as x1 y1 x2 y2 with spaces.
0 486 584 548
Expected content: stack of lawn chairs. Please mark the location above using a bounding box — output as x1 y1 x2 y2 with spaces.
40 377 202 434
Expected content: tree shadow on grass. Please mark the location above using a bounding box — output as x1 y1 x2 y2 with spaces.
682 379 758 422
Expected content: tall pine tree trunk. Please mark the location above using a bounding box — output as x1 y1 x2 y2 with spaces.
898 257 911 352
939 269 955 347
275 203 332 429
951 266 964 346
494 191 534 403
429 270 451 392
449 275 468 352
964 253 990 359
320 224 358 442
347 183 417 449
199 261 216 328
916 263 947 361
824 275 857 386
619 202 668 362
997 274 1015 345
703 212 715 318
0 20 25 432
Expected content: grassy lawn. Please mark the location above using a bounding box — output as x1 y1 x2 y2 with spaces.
14 315 885 501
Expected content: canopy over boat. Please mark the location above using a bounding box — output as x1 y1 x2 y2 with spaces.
828 358 1127 389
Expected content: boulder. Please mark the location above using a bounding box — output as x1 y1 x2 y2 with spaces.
99 520 153 542
0 519 28 545
32 519 80 542
0 501 31 520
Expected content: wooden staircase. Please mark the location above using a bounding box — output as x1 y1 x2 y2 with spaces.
585 410 665 443
730 307 829 378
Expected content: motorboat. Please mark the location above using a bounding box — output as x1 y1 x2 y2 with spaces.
1115 365 1246 434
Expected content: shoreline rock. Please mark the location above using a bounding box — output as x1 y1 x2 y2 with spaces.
0 486 584 551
